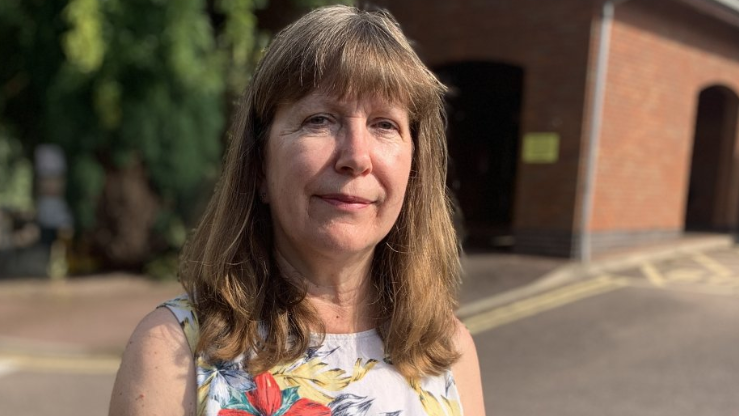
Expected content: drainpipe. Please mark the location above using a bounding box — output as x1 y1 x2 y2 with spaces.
578 0 635 262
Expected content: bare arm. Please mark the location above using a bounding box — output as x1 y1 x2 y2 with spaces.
109 307 197 416
452 318 486 415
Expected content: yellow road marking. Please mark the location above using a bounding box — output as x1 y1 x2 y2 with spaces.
641 263 667 287
0 360 18 377
463 276 627 335
706 276 739 288
0 353 120 374
692 253 733 278
664 268 706 283
618 277 739 296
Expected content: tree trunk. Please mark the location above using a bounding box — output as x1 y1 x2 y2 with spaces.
92 156 160 269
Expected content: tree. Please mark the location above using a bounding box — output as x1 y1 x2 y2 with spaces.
0 0 350 272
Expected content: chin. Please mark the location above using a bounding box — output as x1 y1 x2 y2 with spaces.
309 229 381 257
317 238 376 257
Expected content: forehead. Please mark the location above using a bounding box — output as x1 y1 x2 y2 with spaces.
281 90 410 118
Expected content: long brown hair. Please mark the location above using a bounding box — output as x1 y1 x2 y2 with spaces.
179 5 461 378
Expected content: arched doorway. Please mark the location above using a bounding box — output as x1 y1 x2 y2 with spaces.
685 85 739 231
434 61 524 250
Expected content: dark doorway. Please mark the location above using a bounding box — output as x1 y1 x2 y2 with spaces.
685 86 739 231
435 61 524 250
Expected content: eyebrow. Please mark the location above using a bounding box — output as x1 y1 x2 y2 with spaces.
291 93 409 121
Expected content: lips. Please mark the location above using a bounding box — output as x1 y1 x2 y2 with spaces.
317 193 374 209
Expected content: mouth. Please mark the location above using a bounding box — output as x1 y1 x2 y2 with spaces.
317 193 374 209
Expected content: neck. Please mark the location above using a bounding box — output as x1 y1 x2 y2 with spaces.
274 248 377 333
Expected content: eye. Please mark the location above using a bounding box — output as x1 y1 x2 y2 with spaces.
305 115 332 126
374 120 399 132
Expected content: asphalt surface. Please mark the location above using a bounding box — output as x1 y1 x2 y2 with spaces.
0 236 737 416
475 246 739 415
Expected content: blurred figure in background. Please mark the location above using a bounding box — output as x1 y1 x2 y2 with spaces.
35 145 73 279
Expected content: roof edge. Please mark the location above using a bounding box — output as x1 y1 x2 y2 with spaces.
676 0 739 27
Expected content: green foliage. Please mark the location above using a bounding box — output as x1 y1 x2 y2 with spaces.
0 0 359 268
0 0 230 265
0 1 68 154
0 130 33 213
216 0 270 93
298 0 354 10
62 0 105 73
52 0 228 237
144 252 180 281
67 154 105 229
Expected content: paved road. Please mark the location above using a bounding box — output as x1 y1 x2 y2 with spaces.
1 247 737 415
0 275 180 416
470 246 739 415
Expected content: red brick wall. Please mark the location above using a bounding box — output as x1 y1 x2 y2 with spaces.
373 0 739 255
593 0 739 233
374 0 599 254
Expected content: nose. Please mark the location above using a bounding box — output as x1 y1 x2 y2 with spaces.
334 120 372 176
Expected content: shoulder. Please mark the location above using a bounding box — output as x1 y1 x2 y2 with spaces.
452 317 475 356
451 317 487 416
109 306 197 416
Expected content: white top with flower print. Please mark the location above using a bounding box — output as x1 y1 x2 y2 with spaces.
161 296 464 416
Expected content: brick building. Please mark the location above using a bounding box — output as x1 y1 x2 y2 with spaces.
374 0 739 259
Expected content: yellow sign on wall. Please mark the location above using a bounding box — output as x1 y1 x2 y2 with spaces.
522 133 560 163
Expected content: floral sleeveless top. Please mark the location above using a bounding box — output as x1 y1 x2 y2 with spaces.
160 296 464 416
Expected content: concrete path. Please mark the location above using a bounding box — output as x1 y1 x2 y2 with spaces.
0 234 735 415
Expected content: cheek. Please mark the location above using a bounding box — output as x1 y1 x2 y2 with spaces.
383 145 414 201
396 143 414 182
288 144 331 179
267 142 330 193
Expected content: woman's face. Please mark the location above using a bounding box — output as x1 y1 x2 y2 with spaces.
263 91 413 263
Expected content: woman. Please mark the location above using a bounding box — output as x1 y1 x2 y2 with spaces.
110 5 485 416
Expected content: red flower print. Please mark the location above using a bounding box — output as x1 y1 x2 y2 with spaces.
218 372 331 416
246 373 282 414
283 399 331 416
